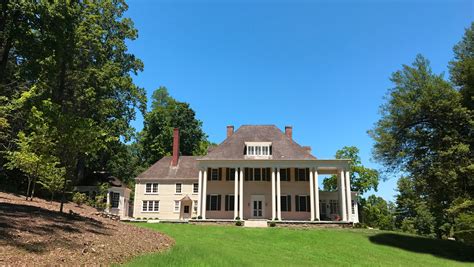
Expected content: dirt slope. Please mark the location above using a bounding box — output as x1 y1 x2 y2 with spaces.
0 192 173 266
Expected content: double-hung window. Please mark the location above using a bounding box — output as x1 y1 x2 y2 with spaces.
145 183 158 194
206 194 221 211
225 195 235 211
174 200 180 212
295 195 310 212
295 168 310 181
175 183 182 194
280 168 290 181
110 192 120 208
193 183 199 194
330 200 339 214
280 195 291 212
193 200 198 212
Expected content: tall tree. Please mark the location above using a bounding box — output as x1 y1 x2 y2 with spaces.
322 146 379 194
140 87 207 165
449 22 474 110
369 55 473 237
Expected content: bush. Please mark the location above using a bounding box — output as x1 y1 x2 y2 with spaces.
269 221 276 227
197 215 202 219
354 223 367 229
235 216 240 220
401 218 416 234
72 192 87 206
454 230 474 246
235 220 242 226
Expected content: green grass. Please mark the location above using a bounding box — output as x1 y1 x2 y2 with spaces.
124 223 474 266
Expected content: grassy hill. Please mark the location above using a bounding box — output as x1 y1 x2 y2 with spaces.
125 223 474 266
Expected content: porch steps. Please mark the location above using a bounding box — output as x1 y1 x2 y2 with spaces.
244 220 268 228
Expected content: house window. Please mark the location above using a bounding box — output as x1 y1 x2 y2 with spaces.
281 195 291 212
193 200 198 212
193 183 199 194
262 146 269 155
145 183 158 194
110 192 120 208
295 195 310 212
174 200 180 212
210 168 220 181
245 168 271 181
248 146 255 155
142 200 159 212
175 183 182 194
206 194 221 211
226 168 236 181
352 200 355 214
330 200 339 214
225 195 235 211
280 168 290 181
295 168 310 181
245 143 272 157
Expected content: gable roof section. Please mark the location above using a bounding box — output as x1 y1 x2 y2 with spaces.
200 125 316 160
136 156 199 180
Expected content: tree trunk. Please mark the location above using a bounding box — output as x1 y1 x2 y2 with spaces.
25 176 31 201
30 177 37 201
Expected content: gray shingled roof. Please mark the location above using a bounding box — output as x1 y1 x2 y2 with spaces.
136 156 200 180
200 125 316 160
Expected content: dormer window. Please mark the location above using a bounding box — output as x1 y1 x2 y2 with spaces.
245 142 272 158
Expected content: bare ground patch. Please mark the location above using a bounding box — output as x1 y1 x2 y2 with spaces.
0 192 174 266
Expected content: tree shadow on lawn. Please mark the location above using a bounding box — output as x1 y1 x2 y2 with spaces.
369 233 474 263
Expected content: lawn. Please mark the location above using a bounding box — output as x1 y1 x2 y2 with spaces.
124 223 474 266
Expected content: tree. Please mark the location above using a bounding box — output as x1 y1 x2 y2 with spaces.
449 22 474 110
360 195 395 230
37 161 65 201
369 55 473 237
322 146 379 194
140 87 207 165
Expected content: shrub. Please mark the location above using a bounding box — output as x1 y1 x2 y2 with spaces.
269 221 276 227
198 215 202 219
72 192 87 206
273 217 279 221
235 220 242 226
454 230 474 246
235 216 240 220
354 223 367 229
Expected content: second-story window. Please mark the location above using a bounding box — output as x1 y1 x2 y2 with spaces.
176 183 182 194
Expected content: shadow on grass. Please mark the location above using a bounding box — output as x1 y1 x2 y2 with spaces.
369 233 474 263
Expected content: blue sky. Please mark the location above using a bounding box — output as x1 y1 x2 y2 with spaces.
125 0 473 201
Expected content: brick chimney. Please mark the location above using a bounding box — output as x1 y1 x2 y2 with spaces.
226 125 234 138
171 128 179 166
285 126 293 140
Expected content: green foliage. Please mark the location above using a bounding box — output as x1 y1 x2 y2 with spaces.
449 22 474 110
369 54 473 237
447 198 474 245
140 87 207 165
322 146 379 194
72 192 88 206
360 195 395 230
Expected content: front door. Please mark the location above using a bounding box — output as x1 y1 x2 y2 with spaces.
182 205 191 219
251 195 265 218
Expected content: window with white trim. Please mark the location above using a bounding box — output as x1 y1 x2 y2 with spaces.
145 183 158 194
193 200 198 212
193 183 199 194
245 142 272 157
225 195 235 211
206 194 221 211
142 200 159 212
295 195 310 212
175 183 182 194
110 192 120 208
174 200 180 212
280 195 291 212
211 168 219 180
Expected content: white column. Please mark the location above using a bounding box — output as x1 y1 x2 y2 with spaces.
197 170 202 217
314 169 320 220
271 168 276 220
339 169 347 221
234 168 239 220
277 167 281 220
345 170 352 222
309 169 315 221
239 168 244 219
202 169 207 219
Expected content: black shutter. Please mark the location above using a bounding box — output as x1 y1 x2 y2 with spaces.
306 196 310 212
305 168 310 181
243 145 247 155
295 195 299 212
269 145 272 155
244 168 249 181
225 195 229 211
217 195 222 210
206 195 210 211
219 168 222 181
250 168 254 180
266 168 271 181
288 195 292 212
207 168 211 180
226 168 230 181
294 168 298 181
